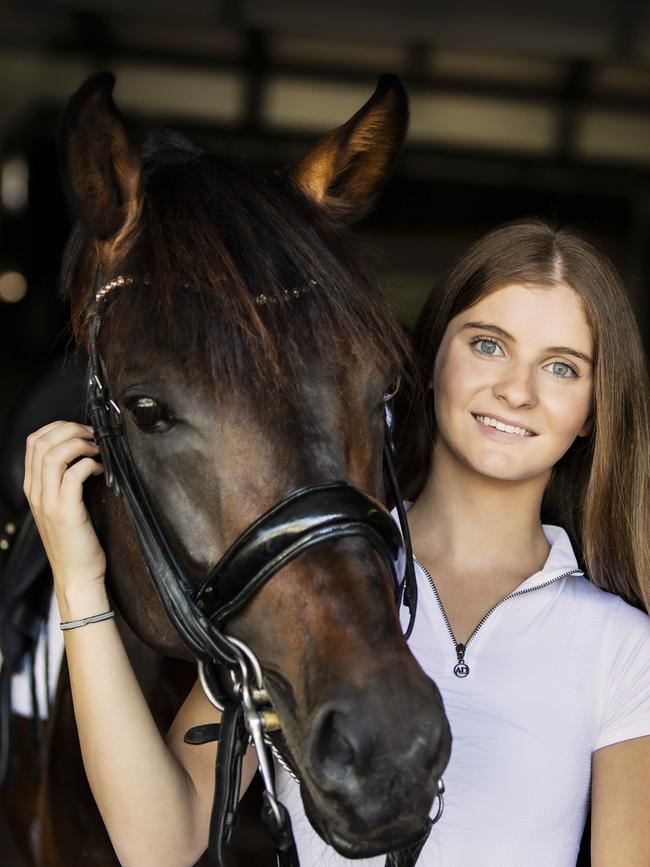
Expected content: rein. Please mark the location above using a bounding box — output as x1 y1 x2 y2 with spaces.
84 274 442 867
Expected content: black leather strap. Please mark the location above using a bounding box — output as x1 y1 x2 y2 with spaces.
383 422 418 639
261 791 300 867
207 700 248 866
185 708 300 867
196 483 404 626
184 723 222 745
88 382 239 666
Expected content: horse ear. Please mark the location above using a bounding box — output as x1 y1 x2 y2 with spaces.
61 72 140 240
288 74 408 224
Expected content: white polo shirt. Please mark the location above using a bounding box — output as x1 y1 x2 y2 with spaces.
274 524 650 866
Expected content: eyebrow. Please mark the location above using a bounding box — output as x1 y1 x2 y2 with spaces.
462 321 593 365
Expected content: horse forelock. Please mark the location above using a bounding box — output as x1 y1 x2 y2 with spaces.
61 130 409 405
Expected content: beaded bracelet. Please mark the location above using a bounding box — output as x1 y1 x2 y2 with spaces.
60 610 116 630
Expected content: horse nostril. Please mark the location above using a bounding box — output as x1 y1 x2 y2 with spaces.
307 704 370 794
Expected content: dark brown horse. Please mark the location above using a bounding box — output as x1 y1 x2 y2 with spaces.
10 72 452 865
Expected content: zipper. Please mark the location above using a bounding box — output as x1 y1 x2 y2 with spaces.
414 557 583 678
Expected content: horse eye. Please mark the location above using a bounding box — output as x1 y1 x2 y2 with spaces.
125 396 172 432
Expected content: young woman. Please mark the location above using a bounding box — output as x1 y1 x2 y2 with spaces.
24 219 650 866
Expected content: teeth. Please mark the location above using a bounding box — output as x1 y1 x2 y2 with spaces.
475 415 533 437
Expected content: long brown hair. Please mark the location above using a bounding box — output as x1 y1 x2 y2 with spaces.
394 219 650 612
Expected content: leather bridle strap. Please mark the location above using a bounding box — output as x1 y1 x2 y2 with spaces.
207 700 248 865
261 792 301 866
383 417 418 639
196 483 405 626
86 351 238 666
187 699 300 867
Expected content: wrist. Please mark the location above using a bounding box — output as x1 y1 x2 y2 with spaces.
55 579 110 623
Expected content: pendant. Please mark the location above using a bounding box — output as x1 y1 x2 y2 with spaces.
453 643 469 677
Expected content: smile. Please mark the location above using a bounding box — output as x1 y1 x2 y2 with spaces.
473 414 536 437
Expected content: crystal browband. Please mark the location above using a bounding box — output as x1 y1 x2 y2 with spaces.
254 279 317 305
93 275 317 307
95 274 136 303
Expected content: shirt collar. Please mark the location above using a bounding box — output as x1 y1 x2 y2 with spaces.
538 524 582 577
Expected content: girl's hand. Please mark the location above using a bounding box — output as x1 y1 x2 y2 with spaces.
24 420 107 591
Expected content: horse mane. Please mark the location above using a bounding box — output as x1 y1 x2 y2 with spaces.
60 130 409 399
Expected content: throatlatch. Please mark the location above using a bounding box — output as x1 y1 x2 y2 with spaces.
85 273 442 867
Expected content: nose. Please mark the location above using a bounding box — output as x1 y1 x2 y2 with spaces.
493 362 537 409
305 687 449 828
307 700 372 797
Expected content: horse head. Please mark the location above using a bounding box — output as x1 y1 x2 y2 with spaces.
60 72 451 858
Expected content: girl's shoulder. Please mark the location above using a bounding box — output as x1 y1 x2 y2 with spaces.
564 572 650 639
601 589 650 650
579 584 650 751
543 524 649 634
568 570 642 609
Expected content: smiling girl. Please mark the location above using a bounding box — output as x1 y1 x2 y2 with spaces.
386 218 650 865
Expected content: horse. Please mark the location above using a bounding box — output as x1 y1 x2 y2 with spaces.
6 71 452 865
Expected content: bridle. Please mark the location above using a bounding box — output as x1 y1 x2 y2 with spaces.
84 273 443 867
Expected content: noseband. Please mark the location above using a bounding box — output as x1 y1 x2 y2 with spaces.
85 274 441 867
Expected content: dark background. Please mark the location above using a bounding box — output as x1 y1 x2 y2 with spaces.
0 0 649 419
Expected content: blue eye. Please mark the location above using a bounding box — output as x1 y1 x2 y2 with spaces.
548 361 577 379
473 338 500 356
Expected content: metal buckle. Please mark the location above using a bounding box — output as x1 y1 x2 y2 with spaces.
228 637 284 827
198 640 287 827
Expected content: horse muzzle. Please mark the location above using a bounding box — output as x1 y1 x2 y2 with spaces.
298 678 451 856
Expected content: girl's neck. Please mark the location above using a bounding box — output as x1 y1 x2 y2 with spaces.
408 438 551 584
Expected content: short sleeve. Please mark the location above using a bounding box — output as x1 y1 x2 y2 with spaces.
594 597 650 752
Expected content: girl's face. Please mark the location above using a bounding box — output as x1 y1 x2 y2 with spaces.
432 283 594 484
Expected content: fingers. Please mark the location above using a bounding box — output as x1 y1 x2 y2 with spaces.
25 421 97 509
24 421 68 495
59 457 104 509
40 439 101 512
23 421 108 590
